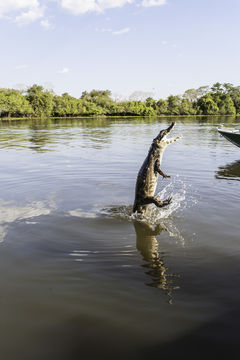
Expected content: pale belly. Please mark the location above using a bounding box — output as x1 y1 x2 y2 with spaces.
144 172 158 197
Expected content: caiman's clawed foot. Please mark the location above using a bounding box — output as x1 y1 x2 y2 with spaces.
161 196 172 207
140 196 172 208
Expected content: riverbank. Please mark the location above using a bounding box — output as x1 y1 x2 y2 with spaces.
0 114 240 122
1 83 240 119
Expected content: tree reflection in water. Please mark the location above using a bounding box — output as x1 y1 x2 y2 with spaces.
215 160 240 181
133 220 180 304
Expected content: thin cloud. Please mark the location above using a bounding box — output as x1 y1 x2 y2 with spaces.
96 27 113 33
15 6 44 24
161 40 179 50
60 0 167 14
40 19 54 30
15 64 29 70
0 0 39 16
0 0 167 26
113 27 130 35
60 0 134 14
58 67 69 74
0 0 45 24
141 0 166 7
96 27 130 35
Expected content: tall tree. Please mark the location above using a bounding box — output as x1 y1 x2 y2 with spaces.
0 89 33 117
156 99 168 115
167 95 181 115
179 99 196 115
197 94 219 115
26 85 54 117
217 94 236 115
183 88 199 102
211 82 223 93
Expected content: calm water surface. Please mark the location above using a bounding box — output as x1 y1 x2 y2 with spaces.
0 117 240 359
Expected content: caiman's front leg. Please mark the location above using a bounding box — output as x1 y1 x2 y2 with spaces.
155 159 170 178
142 196 172 208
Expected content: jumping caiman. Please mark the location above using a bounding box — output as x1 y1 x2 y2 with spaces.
133 122 180 214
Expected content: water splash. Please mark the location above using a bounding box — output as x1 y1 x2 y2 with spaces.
102 177 191 225
68 209 98 218
160 219 185 246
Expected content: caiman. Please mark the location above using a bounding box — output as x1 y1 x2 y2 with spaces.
133 122 180 214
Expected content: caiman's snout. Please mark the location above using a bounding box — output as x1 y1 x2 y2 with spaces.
156 122 176 141
166 122 175 133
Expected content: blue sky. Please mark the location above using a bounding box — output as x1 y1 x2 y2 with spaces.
0 0 240 99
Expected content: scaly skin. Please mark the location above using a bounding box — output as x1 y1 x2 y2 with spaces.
133 122 181 214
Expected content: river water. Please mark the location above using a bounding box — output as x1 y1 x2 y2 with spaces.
0 116 239 359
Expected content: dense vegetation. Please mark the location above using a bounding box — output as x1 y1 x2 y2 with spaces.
0 83 240 118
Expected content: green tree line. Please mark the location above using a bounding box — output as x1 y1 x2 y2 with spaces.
0 82 240 118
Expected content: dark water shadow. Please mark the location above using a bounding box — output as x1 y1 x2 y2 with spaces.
133 220 180 304
215 160 240 181
10 293 240 360
30 315 145 360
22 308 240 360
142 308 240 360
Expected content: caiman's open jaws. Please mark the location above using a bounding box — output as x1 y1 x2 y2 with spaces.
133 122 181 215
154 121 179 145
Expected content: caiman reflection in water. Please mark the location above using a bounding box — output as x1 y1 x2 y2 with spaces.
133 220 180 304
215 160 240 181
